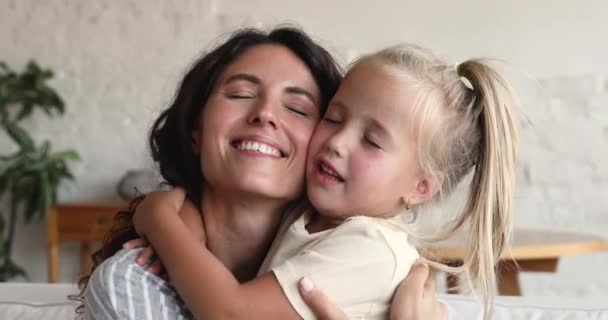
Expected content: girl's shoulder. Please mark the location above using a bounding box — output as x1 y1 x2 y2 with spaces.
337 215 419 255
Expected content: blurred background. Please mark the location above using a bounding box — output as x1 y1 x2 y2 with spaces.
1 0 606 298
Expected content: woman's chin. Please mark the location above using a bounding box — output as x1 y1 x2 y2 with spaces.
231 178 303 203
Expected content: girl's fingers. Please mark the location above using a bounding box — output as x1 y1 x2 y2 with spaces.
123 238 148 249
146 259 164 275
135 247 155 265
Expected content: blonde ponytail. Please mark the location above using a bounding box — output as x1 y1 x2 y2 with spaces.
457 60 519 317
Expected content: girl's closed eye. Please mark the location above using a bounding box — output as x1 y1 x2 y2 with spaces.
322 115 341 124
364 135 382 149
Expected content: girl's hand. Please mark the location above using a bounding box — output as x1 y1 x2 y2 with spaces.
123 238 167 277
390 261 447 320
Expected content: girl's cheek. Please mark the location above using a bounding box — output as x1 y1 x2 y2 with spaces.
349 153 374 180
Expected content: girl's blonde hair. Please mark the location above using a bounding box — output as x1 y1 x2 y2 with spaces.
355 44 519 318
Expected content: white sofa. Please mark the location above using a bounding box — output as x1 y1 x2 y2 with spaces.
1 282 607 319
0 283 80 319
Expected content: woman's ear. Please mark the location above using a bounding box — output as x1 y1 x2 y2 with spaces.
404 172 445 206
191 130 201 154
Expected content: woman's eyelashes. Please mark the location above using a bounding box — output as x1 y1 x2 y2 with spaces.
284 99 318 119
225 91 255 99
223 89 315 117
285 105 309 117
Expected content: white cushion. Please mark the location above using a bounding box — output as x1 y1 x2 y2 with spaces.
439 293 608 320
1 283 607 319
0 283 79 320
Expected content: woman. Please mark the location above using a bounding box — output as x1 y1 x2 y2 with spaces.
80 26 445 320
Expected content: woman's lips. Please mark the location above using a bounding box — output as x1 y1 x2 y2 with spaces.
231 137 287 158
234 140 282 157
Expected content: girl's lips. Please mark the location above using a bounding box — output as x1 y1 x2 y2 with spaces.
314 159 344 184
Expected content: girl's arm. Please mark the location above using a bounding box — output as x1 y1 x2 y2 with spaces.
125 192 206 275
134 189 300 320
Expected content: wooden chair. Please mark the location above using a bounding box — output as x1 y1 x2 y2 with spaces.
46 203 126 282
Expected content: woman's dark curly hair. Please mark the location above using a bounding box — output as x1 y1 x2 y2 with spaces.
72 26 343 315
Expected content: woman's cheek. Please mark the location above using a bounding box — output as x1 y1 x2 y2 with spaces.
295 121 319 155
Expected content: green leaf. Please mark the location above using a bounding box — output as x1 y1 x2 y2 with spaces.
39 141 50 158
11 174 32 205
0 258 28 281
37 170 52 221
15 102 34 121
0 156 27 196
0 159 27 183
0 61 9 73
50 150 80 162
0 152 19 162
4 122 34 151
24 180 40 223
51 188 57 204
40 88 65 116
0 106 8 124
0 211 5 236
0 152 26 169
0 175 9 196
0 60 65 125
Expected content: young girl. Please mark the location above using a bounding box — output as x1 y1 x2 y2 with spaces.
134 43 518 320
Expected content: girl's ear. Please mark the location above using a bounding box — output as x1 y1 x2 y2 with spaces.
191 130 201 154
403 172 445 206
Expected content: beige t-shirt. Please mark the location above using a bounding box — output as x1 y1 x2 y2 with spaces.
258 211 419 320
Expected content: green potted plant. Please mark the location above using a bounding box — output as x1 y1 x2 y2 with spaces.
0 61 79 281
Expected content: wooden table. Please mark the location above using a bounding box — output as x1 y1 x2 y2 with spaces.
424 229 608 295
47 203 127 282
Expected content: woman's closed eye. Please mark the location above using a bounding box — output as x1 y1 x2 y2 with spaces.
225 91 255 99
285 105 310 117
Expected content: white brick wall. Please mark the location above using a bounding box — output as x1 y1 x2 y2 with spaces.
1 0 607 297
514 76 608 296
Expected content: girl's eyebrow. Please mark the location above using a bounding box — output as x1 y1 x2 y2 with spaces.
333 99 392 141
368 118 391 139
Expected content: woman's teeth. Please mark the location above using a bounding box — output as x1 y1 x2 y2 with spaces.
236 140 281 157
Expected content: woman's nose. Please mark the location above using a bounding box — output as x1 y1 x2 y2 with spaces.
247 96 277 129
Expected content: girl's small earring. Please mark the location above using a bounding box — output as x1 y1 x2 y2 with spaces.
402 200 417 224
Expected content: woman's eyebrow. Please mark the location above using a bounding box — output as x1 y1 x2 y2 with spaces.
286 86 317 104
223 73 260 85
